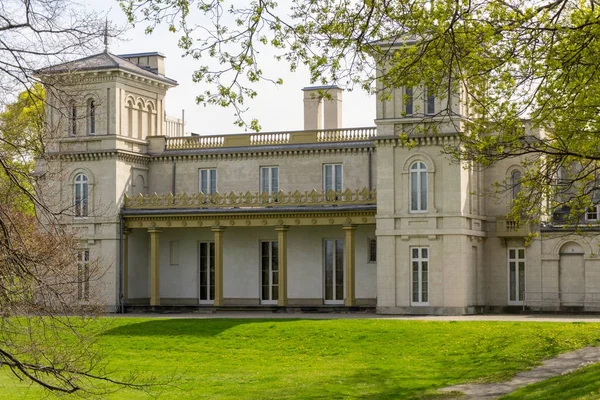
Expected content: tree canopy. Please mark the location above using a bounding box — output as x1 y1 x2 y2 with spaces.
120 0 600 225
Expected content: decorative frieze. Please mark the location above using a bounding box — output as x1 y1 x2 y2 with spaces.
124 187 376 209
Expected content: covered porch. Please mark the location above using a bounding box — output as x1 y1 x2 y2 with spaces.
121 189 377 310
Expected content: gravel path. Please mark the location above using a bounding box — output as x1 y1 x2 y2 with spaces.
439 346 600 399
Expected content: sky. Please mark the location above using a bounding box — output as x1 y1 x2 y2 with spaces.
90 1 375 135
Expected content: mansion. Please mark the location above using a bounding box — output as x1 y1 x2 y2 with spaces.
35 50 600 314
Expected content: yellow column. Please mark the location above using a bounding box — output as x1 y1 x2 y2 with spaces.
276 226 290 307
148 228 162 306
343 225 357 307
212 227 226 306
123 228 131 302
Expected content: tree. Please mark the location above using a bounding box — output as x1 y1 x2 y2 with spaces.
0 0 148 395
120 0 600 226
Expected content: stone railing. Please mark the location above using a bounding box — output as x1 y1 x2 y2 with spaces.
124 188 376 209
496 217 531 237
165 127 376 150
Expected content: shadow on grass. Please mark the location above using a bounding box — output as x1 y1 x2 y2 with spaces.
102 318 305 337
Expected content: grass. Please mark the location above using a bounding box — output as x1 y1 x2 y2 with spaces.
1 318 600 399
501 362 600 400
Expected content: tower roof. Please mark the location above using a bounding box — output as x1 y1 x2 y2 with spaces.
36 51 178 86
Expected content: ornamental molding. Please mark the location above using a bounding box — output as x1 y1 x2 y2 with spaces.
124 187 376 209
123 211 376 229
153 146 373 162
48 150 150 164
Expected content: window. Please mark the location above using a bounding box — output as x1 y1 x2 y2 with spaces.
169 241 179 267
426 87 435 115
405 87 413 116
508 248 525 304
511 170 522 200
77 250 90 301
323 164 343 193
410 162 428 212
74 174 89 217
199 169 217 195
260 241 279 304
70 101 77 136
368 238 377 263
324 239 344 304
87 99 95 134
586 206 599 221
260 166 279 195
199 242 215 303
411 247 429 305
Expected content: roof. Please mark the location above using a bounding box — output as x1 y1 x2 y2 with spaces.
36 51 177 86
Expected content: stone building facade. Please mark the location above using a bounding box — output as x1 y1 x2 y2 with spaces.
36 50 600 314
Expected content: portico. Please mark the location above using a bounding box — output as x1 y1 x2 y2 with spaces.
122 189 376 309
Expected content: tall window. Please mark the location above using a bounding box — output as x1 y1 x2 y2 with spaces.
77 250 90 301
199 169 217 195
169 241 179 267
426 87 435 115
74 174 89 217
323 164 343 193
410 162 428 212
405 87 413 115
70 101 77 136
411 247 429 305
508 248 525 304
260 166 279 194
368 238 377 263
260 241 279 304
511 170 522 200
199 241 215 303
88 99 95 134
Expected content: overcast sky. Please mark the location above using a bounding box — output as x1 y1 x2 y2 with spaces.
90 2 375 135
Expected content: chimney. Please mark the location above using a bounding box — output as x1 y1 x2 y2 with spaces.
119 52 166 76
302 85 343 130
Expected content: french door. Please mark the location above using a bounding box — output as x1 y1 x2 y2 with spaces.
508 248 525 305
324 239 344 304
260 241 279 304
199 241 215 303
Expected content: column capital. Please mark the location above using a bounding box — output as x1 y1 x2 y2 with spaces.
275 225 290 232
342 224 358 231
123 228 132 235
211 226 227 233
147 228 162 234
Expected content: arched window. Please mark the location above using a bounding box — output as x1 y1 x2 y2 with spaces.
511 170 522 200
127 100 133 137
410 161 428 212
70 101 77 136
87 99 96 134
74 174 89 217
147 104 154 136
137 102 144 139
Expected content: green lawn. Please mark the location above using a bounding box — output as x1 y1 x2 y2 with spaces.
2 318 600 399
501 361 600 400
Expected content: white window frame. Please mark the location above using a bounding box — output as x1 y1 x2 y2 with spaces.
410 161 428 212
77 249 90 301
508 247 526 305
199 168 217 195
260 166 279 195
74 173 89 218
323 164 343 193
260 240 279 305
411 247 429 306
587 205 599 221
